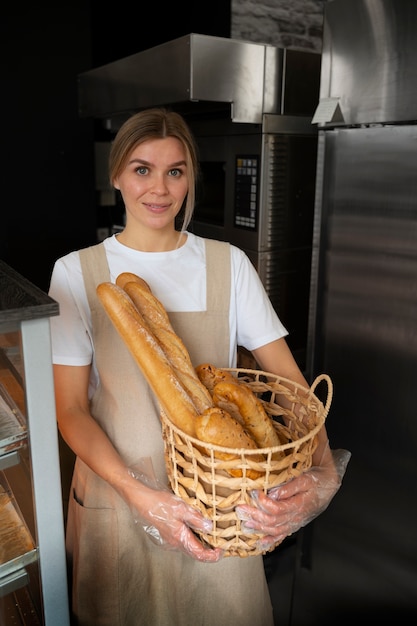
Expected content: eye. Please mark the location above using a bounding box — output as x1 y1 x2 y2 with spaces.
169 168 183 178
136 166 148 175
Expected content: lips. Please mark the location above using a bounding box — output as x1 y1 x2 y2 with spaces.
145 202 170 212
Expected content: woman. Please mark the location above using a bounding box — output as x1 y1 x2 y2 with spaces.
49 108 348 625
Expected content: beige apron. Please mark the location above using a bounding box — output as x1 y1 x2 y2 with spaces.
66 239 274 626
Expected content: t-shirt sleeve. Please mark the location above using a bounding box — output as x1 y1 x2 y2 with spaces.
232 247 288 351
48 256 93 366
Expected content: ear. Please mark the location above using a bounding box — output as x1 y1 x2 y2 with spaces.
112 178 120 190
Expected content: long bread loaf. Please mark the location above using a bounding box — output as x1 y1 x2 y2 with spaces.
99 277 280 465
116 273 168 320
117 276 213 414
96 282 199 437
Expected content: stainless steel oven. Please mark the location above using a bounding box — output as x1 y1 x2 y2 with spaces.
78 34 320 370
186 114 318 369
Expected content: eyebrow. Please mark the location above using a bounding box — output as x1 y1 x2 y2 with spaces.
128 158 187 168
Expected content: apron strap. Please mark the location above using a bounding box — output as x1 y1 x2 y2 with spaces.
204 238 231 313
78 243 109 313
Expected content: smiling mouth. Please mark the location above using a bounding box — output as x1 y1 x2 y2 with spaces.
145 202 169 211
145 202 168 213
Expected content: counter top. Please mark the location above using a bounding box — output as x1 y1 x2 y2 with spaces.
0 260 59 325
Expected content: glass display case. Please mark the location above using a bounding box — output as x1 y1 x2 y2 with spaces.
0 260 70 625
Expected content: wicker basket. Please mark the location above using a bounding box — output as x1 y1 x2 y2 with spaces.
161 369 332 558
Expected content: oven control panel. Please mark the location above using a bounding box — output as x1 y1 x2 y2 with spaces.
234 155 259 230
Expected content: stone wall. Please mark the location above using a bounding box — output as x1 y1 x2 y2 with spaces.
231 0 328 52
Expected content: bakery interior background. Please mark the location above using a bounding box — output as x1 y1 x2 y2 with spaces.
3 1 416 623
0 0 325 292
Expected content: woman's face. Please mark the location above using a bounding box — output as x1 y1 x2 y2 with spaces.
113 136 189 233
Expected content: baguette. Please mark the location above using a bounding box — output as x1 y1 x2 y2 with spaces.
116 273 168 322
212 381 283 450
119 279 213 414
116 272 152 293
96 282 199 437
194 407 263 479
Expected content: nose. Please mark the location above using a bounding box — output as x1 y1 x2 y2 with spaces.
151 172 168 194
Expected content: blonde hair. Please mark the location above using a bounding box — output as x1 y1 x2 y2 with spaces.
109 108 199 232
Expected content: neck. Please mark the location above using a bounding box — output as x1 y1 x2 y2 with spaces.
116 229 186 252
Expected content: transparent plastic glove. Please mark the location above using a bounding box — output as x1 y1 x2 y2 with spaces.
235 446 351 552
128 458 223 562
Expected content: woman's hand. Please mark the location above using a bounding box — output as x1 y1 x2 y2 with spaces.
235 447 351 552
138 489 223 562
127 465 223 563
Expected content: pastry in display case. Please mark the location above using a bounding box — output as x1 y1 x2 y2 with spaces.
0 260 70 625
0 383 36 575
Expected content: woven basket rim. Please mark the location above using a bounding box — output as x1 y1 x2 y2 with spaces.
161 369 332 455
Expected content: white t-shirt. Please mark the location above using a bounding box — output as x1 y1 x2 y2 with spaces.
48 233 287 393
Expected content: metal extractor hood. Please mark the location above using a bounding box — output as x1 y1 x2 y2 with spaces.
77 33 320 125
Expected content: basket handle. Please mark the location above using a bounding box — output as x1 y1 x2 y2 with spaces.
310 374 333 417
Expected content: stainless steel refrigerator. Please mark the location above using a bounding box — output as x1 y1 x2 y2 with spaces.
300 0 417 618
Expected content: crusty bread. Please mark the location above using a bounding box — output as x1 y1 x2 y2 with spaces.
99 278 282 467
212 381 283 449
115 272 152 293
96 282 199 437
120 280 213 414
195 363 236 394
195 407 263 479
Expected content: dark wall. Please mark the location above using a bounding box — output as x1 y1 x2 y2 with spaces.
90 1 231 66
1 2 231 292
1 2 95 292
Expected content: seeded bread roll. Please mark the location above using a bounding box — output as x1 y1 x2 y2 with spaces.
195 364 246 424
212 381 283 450
195 363 237 394
194 407 263 479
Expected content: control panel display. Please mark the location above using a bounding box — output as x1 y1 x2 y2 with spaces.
234 155 259 230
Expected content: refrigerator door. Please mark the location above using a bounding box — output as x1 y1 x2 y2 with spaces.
306 124 417 614
310 124 417 451
298 2 417 620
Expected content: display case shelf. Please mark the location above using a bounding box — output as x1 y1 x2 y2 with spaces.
0 260 70 625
